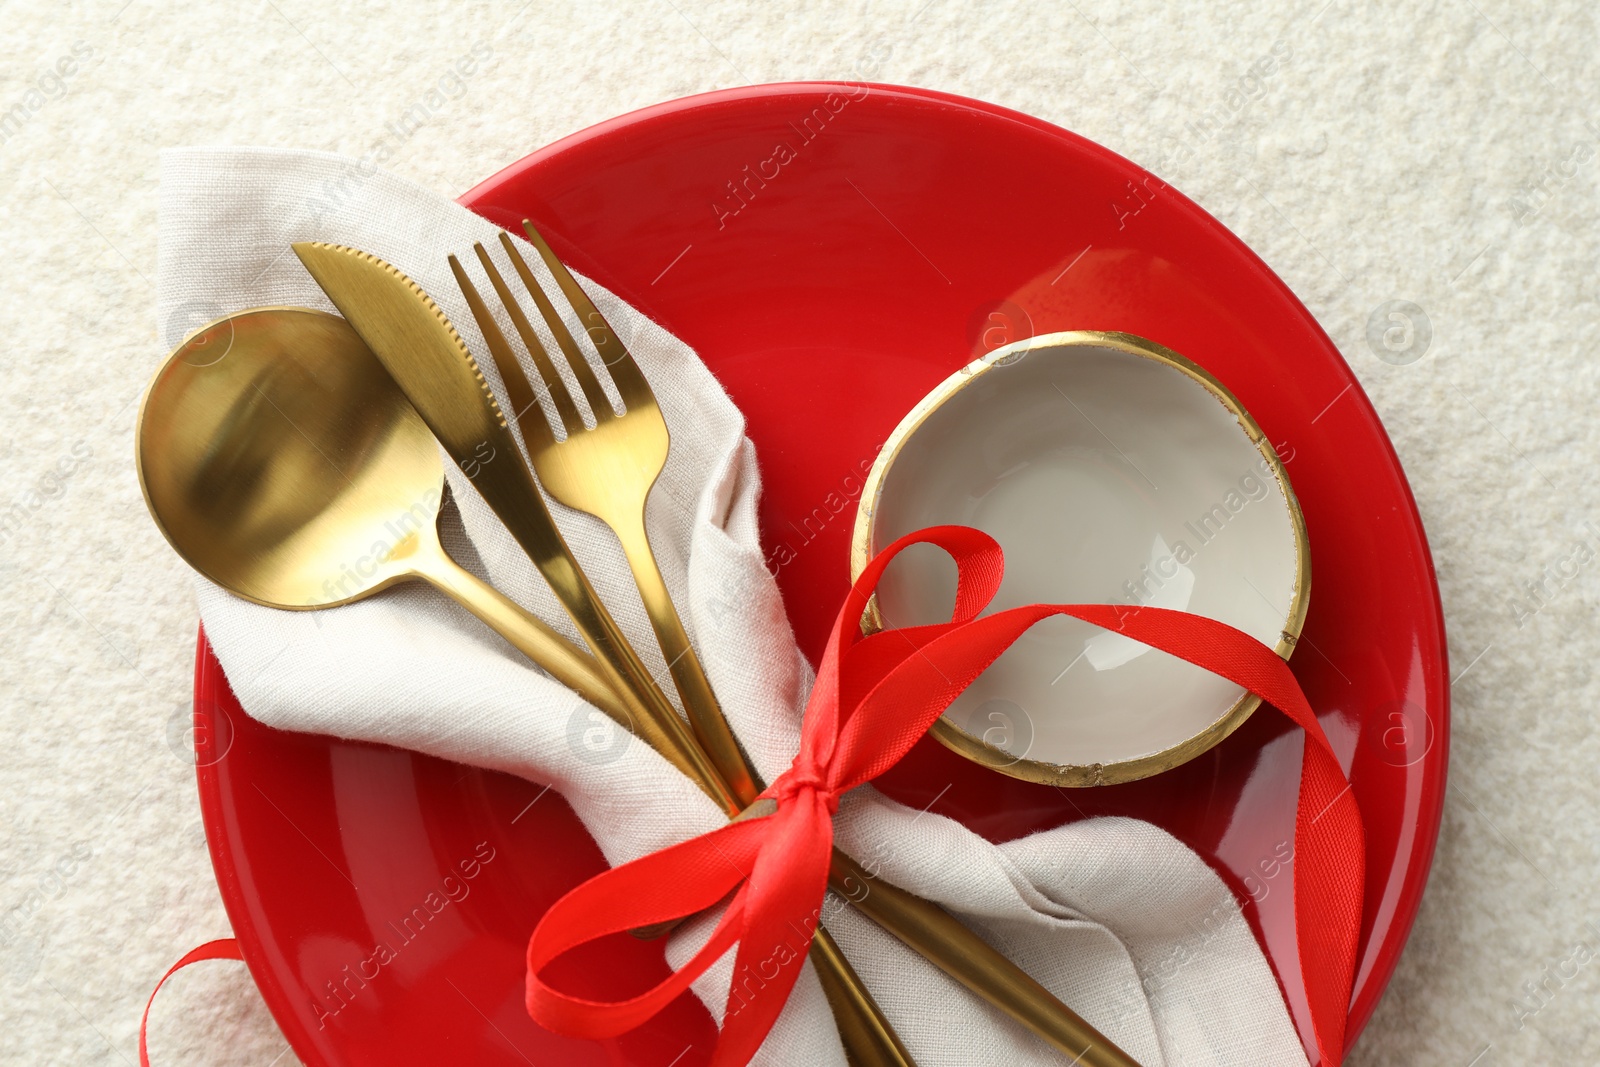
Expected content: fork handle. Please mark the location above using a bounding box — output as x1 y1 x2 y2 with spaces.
610 515 760 803
429 548 913 1064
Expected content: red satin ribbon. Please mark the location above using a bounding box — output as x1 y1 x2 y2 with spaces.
525 525 1365 1066
140 938 244 1066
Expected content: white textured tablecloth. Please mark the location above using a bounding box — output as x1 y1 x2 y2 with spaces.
4 4 1597 1066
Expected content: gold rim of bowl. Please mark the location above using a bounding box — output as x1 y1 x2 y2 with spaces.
848 330 1312 788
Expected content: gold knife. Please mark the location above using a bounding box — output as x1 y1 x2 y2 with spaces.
291 241 729 798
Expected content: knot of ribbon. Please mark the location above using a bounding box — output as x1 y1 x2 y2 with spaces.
772 766 839 814
524 525 1366 1067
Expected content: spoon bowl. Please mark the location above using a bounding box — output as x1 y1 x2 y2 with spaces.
138 307 443 608
137 305 617 712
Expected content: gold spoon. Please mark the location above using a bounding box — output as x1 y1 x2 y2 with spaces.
136 306 623 718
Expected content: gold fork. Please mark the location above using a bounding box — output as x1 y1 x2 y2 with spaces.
451 224 1141 1067
451 225 755 803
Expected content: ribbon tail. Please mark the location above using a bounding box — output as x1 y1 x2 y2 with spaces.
711 798 836 1067
140 939 245 1067
1295 741 1365 1065
1062 603 1367 1066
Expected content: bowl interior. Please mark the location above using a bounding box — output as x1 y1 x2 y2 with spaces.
864 333 1305 779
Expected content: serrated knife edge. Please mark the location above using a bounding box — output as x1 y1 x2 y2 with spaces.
291 240 511 439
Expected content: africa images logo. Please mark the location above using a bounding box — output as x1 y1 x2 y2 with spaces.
312 841 497 1028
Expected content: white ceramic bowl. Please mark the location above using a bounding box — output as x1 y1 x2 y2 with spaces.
851 331 1309 786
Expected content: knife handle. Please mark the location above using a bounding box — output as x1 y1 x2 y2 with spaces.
827 850 1141 1067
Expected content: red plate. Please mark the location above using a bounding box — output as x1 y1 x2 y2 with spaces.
193 82 1447 1066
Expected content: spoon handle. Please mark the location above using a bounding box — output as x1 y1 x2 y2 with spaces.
417 557 649 743
424 556 716 787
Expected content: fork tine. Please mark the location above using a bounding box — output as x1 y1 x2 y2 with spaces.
471 243 584 436
448 253 557 451
498 231 616 425
520 220 654 410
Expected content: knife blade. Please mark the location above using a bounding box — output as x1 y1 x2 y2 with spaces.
291 241 729 803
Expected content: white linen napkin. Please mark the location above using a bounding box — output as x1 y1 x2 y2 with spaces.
157 146 1309 1067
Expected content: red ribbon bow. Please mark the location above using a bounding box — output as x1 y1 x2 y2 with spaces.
526 525 1365 1066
